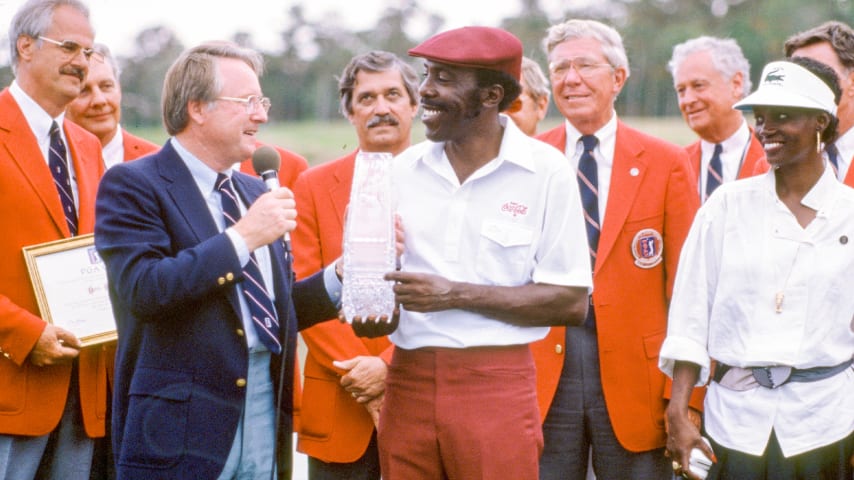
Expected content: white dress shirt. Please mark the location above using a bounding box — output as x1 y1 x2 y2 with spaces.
660 167 854 457
698 120 751 203
390 116 593 349
832 126 854 182
562 113 617 223
102 128 124 170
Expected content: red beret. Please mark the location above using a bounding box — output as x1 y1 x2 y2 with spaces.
409 26 523 80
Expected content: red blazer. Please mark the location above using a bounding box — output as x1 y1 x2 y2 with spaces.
684 130 767 188
532 121 701 452
0 88 107 437
239 141 309 189
121 129 159 161
292 151 394 463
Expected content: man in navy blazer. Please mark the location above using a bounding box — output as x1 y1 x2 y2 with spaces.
95 41 341 480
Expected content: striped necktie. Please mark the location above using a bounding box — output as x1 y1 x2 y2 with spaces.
49 121 77 236
216 173 282 354
706 143 723 200
577 135 599 329
827 142 840 177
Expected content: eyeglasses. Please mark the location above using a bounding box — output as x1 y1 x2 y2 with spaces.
549 58 613 79
217 95 272 114
37 36 103 63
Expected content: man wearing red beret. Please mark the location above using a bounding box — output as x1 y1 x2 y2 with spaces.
354 26 593 480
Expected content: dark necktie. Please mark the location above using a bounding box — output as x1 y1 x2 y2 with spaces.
577 135 599 329
827 142 840 177
216 174 282 354
49 121 77 236
706 143 723 200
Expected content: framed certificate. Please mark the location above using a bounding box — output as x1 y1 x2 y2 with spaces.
23 234 117 347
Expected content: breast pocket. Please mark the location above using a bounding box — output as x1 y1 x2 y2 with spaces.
475 220 535 285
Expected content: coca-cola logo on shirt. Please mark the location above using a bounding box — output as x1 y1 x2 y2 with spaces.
501 201 528 217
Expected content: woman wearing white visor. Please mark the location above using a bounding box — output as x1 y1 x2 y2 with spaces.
660 56 854 480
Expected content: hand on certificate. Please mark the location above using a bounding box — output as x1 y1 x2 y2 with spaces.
28 324 81 366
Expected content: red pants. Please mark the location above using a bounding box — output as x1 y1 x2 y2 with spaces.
378 345 543 480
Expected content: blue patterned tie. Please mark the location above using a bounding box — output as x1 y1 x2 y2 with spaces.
706 143 723 199
216 174 282 354
827 142 839 177
577 135 599 329
49 121 77 236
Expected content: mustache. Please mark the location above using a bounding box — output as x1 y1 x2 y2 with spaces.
61 66 86 82
366 114 399 128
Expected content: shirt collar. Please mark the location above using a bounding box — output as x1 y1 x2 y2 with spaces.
802 164 840 214
834 126 854 162
563 111 617 161
763 163 839 214
700 119 750 157
102 127 124 169
10 80 65 143
419 114 537 176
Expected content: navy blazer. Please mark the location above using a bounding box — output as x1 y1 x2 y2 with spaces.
95 140 338 479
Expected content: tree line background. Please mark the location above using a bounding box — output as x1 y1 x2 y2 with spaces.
2 0 853 127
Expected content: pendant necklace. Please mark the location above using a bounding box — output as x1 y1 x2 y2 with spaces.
775 243 802 314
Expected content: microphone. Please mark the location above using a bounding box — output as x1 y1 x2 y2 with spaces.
251 145 291 256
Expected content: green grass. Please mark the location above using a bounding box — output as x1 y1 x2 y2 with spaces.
127 116 698 167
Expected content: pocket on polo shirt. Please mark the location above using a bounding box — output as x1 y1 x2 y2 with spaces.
475 220 534 285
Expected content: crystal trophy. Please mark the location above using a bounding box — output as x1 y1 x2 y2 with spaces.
341 151 396 322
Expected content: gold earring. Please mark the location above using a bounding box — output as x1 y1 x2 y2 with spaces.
817 130 822 154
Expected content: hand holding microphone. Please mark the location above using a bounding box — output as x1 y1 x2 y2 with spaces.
232 146 295 252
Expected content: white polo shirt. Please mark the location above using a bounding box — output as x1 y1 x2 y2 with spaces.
660 167 854 457
390 116 592 349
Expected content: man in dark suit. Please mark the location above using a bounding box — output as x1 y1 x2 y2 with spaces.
0 1 107 479
94 41 341 480
532 19 702 480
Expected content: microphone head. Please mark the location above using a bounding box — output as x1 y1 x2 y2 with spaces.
251 145 281 175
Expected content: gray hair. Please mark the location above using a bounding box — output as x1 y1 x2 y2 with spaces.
668 36 752 98
8 0 91 73
92 43 121 80
543 19 630 79
785 21 854 72
337 50 420 117
520 57 550 103
162 41 264 136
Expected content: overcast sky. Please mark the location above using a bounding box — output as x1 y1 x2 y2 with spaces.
0 0 571 61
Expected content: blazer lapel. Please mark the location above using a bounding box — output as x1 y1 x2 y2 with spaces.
596 122 647 272
0 90 67 236
330 151 357 232
157 141 220 243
